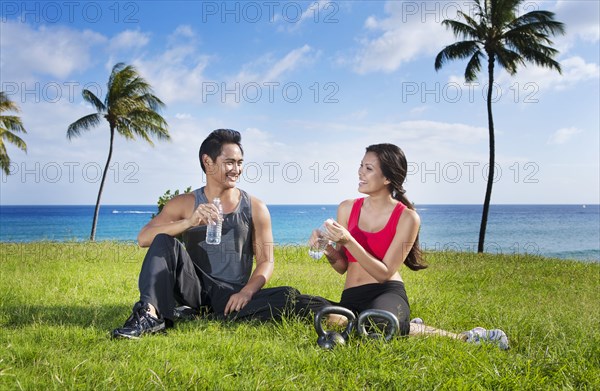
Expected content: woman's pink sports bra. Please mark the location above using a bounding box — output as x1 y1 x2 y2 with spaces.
344 198 406 263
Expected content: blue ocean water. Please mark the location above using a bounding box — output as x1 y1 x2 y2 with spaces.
0 204 598 262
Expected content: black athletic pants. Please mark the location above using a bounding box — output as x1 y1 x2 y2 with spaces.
294 281 411 336
137 233 299 322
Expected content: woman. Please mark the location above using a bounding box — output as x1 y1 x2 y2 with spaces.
310 143 508 349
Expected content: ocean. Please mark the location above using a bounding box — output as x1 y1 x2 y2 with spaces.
0 204 598 262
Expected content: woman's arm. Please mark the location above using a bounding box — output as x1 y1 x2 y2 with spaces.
321 200 354 274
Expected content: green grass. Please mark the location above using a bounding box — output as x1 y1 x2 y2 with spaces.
1 242 598 390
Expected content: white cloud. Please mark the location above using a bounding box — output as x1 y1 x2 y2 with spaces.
171 25 195 39
220 45 316 106
132 26 211 105
409 106 427 115
0 21 106 80
351 1 457 74
497 56 599 92
350 0 599 75
262 45 314 81
273 0 337 31
547 127 582 144
282 118 487 150
233 45 316 84
109 30 150 52
555 0 599 43
442 55 598 103
132 28 315 107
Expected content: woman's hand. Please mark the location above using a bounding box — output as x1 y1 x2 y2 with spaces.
307 228 324 248
323 219 352 245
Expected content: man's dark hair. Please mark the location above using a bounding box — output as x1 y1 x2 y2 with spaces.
199 129 243 173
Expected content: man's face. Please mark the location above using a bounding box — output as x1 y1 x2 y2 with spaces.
205 143 243 187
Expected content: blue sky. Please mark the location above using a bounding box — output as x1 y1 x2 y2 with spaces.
1 0 598 205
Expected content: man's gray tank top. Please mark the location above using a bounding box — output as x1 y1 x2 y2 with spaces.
182 187 254 287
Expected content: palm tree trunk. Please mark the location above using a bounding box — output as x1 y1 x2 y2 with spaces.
478 54 496 253
90 126 115 241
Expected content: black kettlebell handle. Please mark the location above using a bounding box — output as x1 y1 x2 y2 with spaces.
314 306 356 341
357 309 400 341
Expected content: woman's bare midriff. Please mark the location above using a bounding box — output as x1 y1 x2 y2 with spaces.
343 262 403 289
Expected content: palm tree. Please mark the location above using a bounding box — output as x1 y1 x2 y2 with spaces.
434 0 564 253
0 92 28 175
68 62 170 241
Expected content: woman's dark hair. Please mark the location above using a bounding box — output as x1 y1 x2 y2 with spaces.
366 143 427 271
199 129 244 173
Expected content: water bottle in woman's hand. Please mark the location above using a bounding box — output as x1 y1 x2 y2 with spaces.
308 218 334 259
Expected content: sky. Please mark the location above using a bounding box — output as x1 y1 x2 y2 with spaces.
0 0 598 206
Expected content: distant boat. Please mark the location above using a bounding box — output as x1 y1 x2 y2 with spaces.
582 205 586 208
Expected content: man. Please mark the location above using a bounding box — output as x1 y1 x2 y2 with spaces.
112 129 299 339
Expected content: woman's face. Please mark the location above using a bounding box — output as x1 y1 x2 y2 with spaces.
357 151 388 194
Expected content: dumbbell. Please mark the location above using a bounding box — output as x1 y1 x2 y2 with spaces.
314 306 356 350
356 309 399 341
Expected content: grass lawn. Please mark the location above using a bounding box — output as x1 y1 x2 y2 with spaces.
1 242 599 390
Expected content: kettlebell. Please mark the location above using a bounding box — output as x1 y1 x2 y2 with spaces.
314 306 356 350
356 309 400 341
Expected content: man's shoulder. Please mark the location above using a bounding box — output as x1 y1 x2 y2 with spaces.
247 193 267 210
166 192 196 213
244 193 271 222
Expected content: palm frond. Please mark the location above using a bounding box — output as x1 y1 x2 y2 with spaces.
82 89 106 113
0 133 26 175
0 129 27 151
442 18 481 40
465 50 484 81
493 46 522 75
435 41 481 71
509 10 565 35
67 113 103 140
107 63 127 96
0 92 28 162
519 47 562 73
0 92 22 113
136 93 166 112
0 115 27 133
0 142 11 175
490 0 520 28
115 120 136 140
117 109 170 145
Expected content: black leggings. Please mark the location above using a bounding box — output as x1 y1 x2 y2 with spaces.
340 281 411 336
137 233 299 322
295 281 411 336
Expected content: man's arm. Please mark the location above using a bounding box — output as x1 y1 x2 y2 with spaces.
223 196 274 315
137 193 217 247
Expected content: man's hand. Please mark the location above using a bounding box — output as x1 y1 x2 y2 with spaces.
188 203 220 227
224 290 253 316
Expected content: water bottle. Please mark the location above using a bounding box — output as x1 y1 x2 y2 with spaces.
206 197 223 245
308 219 333 259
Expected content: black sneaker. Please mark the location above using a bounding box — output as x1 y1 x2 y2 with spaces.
112 301 166 339
173 305 200 321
